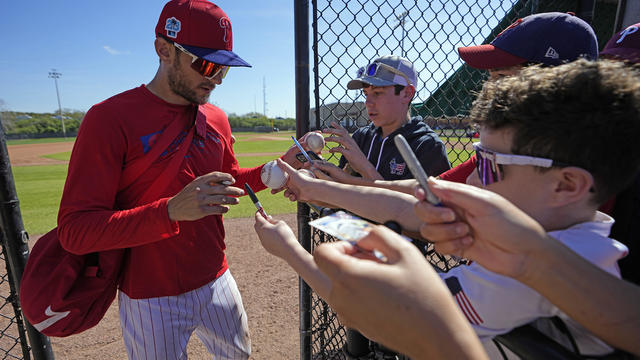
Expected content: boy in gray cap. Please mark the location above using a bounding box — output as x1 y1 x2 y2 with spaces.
323 55 450 182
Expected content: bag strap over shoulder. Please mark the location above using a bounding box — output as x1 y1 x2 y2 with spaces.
135 107 203 205
118 109 192 191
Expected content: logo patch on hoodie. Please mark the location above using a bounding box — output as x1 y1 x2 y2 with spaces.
389 157 406 175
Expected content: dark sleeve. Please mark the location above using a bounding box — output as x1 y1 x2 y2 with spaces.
414 135 451 178
610 174 640 285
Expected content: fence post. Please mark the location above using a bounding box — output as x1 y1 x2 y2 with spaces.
294 1 312 360
0 121 55 359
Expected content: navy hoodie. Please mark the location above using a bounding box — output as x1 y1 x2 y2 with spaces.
339 116 451 180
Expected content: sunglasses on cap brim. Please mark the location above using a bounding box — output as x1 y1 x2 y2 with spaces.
159 35 230 80
473 142 570 186
357 62 412 87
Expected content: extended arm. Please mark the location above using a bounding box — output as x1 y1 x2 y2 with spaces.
313 226 488 360
253 213 331 299
278 160 424 232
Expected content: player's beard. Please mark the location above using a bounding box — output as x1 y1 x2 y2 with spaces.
168 55 211 105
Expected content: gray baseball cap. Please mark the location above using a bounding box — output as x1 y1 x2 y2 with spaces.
347 55 418 90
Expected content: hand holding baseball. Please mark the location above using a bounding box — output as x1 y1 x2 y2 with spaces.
167 171 244 221
273 159 318 203
261 160 289 189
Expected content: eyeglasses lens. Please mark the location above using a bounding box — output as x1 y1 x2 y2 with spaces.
366 63 378 76
475 149 500 186
192 58 229 79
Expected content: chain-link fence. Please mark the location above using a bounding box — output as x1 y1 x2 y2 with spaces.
0 243 28 360
0 124 53 359
303 0 619 359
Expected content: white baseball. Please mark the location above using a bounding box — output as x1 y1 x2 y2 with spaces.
306 132 325 153
261 160 289 189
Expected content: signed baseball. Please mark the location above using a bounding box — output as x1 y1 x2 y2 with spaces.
306 132 325 153
261 160 289 189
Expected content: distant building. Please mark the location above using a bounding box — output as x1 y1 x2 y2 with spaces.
309 102 368 132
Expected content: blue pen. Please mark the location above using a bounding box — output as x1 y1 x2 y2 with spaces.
291 136 314 163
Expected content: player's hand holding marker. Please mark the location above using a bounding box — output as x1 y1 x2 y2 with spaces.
167 171 243 221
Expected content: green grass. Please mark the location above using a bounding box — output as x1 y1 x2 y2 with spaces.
6 137 76 145
43 152 72 161
11 133 474 235
12 165 68 235
232 140 293 154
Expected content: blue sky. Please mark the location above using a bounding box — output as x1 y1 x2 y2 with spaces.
0 1 296 117
1 0 522 118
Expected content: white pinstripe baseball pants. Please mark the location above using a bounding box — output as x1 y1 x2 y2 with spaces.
118 269 251 360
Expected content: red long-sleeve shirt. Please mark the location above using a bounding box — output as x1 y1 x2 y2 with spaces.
57 85 265 298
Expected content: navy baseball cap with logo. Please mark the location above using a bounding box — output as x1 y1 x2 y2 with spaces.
458 12 598 69
347 55 418 89
601 23 640 64
155 0 250 67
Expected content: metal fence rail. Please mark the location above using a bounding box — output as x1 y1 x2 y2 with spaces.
301 0 619 359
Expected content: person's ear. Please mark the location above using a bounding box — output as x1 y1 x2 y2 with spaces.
155 37 174 64
402 85 416 104
550 167 594 206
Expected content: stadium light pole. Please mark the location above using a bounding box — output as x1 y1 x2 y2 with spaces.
48 69 66 138
394 10 409 57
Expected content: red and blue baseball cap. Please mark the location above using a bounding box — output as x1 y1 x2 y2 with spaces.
458 12 598 69
155 0 250 67
601 23 640 64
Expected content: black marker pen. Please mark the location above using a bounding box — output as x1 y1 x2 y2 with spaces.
244 183 268 218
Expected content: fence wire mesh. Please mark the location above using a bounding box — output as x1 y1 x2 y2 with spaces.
0 240 29 360
306 0 618 359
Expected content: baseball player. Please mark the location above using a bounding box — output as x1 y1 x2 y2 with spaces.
56 1 302 359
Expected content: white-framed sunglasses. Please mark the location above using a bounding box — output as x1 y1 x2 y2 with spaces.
473 142 570 186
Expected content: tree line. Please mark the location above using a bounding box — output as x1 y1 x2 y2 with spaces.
0 110 296 137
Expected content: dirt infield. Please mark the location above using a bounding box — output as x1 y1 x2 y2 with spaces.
7 142 74 166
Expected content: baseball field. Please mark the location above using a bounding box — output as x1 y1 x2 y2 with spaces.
6 131 473 359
